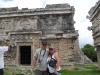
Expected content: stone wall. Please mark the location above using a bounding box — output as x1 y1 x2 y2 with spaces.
46 38 75 70
87 0 100 70
97 47 100 70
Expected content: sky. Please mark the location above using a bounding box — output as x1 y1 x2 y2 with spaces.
0 0 99 48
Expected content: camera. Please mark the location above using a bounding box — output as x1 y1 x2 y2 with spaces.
38 59 41 64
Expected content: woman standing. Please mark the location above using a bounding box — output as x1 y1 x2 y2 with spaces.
0 40 9 75
47 48 61 75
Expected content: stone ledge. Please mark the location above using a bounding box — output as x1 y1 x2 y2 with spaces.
0 10 73 18
0 3 75 18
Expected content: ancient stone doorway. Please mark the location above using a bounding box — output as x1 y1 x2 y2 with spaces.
19 46 31 65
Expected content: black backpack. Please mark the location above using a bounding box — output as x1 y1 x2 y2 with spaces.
49 55 57 68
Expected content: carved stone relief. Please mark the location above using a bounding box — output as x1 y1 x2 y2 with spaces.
39 15 62 33
0 20 11 30
12 17 38 31
62 14 74 31
20 19 30 30
11 34 33 41
46 15 58 26
10 34 33 47
12 18 20 31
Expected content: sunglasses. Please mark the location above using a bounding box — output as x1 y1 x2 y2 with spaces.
42 44 47 45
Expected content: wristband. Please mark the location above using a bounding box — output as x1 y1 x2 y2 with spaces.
4 40 6 42
55 68 58 71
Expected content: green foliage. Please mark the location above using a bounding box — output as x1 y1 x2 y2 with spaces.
81 44 97 62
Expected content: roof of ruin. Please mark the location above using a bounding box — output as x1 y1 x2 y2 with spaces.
0 3 75 18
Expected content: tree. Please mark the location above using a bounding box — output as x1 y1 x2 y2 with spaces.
81 44 97 62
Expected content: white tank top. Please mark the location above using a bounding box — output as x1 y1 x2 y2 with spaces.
47 54 61 73
0 46 8 69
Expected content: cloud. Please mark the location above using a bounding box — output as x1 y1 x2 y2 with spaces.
80 19 87 23
79 32 93 48
2 0 13 2
1 0 42 9
74 18 94 47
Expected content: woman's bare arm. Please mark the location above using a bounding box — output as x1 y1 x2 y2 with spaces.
54 52 60 70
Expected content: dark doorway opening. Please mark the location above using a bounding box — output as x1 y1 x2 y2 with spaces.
19 46 31 65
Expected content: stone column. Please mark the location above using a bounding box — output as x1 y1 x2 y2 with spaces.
96 46 100 70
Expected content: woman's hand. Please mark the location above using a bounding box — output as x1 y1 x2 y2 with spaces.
2 39 6 42
30 68 33 72
54 69 57 74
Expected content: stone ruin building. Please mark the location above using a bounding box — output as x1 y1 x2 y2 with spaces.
87 0 100 70
0 3 84 70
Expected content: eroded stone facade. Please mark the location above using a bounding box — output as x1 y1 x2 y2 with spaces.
0 4 80 70
87 0 100 70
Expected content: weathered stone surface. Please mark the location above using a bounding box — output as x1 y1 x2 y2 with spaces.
0 3 82 70
45 3 71 8
87 0 100 70
0 7 18 12
97 47 100 70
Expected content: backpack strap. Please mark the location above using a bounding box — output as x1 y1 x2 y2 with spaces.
50 55 53 59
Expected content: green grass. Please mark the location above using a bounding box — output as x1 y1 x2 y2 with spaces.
4 63 100 75
61 70 100 75
4 68 31 75
75 63 98 70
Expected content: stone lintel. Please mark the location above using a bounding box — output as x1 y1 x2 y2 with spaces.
0 10 73 18
41 32 78 40
43 37 77 39
8 31 42 35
